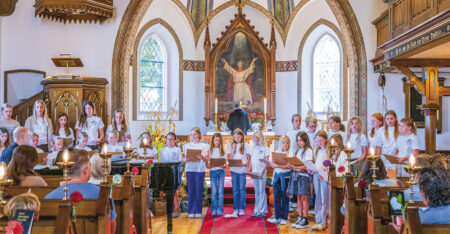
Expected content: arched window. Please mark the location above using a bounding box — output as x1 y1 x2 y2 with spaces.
139 35 166 112
312 34 341 115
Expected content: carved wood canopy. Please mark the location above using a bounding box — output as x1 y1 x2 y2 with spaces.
0 0 18 16
34 0 114 23
204 11 276 125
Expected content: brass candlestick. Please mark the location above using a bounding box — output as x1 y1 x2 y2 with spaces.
214 112 220 132
99 145 112 183
343 148 355 175
366 154 380 185
0 179 13 205
123 147 135 173
404 165 421 203
263 112 268 131
56 151 75 201
328 144 338 160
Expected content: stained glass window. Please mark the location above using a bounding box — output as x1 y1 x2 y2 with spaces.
313 34 341 114
139 35 165 112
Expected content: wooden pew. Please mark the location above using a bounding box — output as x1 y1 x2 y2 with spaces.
401 207 450 234
1 184 113 234
134 166 151 234
327 165 345 234
343 174 367 234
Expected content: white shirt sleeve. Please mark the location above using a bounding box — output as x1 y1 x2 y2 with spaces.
412 136 420 150
361 134 368 147
97 117 105 129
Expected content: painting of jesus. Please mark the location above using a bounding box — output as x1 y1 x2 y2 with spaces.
216 32 264 113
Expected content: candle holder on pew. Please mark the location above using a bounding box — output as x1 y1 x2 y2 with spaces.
56 150 75 201
0 162 13 204
328 139 338 160
366 148 380 185
404 155 421 204
123 141 135 174
343 142 355 176
99 144 112 183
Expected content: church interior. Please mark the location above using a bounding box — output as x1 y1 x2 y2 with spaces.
0 0 449 233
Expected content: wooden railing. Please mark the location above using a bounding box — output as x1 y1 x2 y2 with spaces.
12 91 44 126
373 0 450 47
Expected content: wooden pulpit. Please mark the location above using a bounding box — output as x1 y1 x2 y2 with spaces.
41 76 108 130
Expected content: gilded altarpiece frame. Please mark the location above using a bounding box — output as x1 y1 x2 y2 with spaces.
204 12 277 125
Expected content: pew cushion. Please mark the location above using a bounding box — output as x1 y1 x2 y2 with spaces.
419 205 450 224
44 182 117 219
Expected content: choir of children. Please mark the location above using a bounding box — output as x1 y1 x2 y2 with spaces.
2 99 429 231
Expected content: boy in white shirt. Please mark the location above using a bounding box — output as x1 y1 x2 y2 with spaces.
287 114 302 153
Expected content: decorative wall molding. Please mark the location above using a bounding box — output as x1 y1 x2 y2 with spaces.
182 60 298 72
0 0 18 16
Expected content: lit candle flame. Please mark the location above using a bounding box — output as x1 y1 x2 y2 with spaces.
0 162 5 180
127 140 131 149
63 150 69 163
143 138 148 146
409 154 415 167
103 144 108 154
369 147 375 156
347 142 351 149
331 138 335 146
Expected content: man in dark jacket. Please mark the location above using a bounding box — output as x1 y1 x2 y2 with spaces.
227 103 251 135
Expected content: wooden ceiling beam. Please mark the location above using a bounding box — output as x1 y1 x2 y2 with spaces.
390 58 450 67
395 66 425 95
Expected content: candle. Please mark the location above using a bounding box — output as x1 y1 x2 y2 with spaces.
127 140 131 149
103 144 108 154
409 154 415 167
347 142 351 149
369 147 375 156
143 138 148 146
63 150 69 163
215 98 218 113
264 98 267 113
331 138 335 146
0 162 5 180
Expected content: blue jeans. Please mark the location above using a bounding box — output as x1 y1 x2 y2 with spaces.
253 172 267 215
273 171 290 220
210 169 225 213
231 172 246 211
313 172 329 224
186 172 205 215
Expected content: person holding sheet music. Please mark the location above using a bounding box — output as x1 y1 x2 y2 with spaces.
0 103 20 137
208 133 226 217
268 135 292 225
183 127 209 218
31 133 44 153
346 116 368 175
53 113 74 145
396 117 420 177
106 110 131 147
226 128 250 218
287 131 313 229
375 110 399 174
248 131 269 218
25 100 53 152
75 101 104 150
75 132 92 151
0 128 10 155
312 130 329 231
7 145 47 186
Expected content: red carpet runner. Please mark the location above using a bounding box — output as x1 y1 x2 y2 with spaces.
198 205 279 234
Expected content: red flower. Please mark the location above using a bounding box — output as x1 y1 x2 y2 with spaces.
6 221 23 234
256 111 260 115
256 115 261 119
358 179 367 189
131 167 139 175
70 191 83 203
224 117 228 121
338 166 346 173
147 160 153 165
251 117 255 122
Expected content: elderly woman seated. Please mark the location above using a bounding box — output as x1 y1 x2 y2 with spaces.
88 153 111 185
4 190 41 221
7 145 48 186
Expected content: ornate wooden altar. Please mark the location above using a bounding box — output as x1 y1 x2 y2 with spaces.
203 8 277 126
41 76 108 129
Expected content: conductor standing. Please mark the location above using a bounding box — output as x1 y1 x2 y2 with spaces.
227 103 251 135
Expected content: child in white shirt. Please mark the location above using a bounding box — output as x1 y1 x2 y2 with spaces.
249 131 269 217
396 117 420 177
136 132 157 158
104 130 124 159
52 113 74 144
25 100 53 152
75 101 104 150
287 114 302 153
75 132 92 151
346 116 368 175
305 116 318 147
31 133 44 153
106 110 131 147
46 137 64 166
207 133 226 216
375 110 400 173
327 115 347 145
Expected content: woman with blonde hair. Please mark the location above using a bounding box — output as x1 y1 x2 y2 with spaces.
88 153 111 185
4 190 40 221
375 110 400 173
24 100 53 152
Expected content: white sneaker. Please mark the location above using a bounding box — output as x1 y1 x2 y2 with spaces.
188 214 195 218
279 219 287 225
238 210 245 216
268 218 280 224
317 224 327 231
311 224 320 230
267 216 277 222
224 212 238 218
195 213 202 218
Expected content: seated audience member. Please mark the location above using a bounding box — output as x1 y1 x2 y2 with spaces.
417 167 450 224
31 133 44 153
0 127 10 154
75 132 92 151
1 127 31 165
44 149 116 232
7 145 47 186
88 153 111 185
0 103 20 137
45 137 64 166
4 190 41 221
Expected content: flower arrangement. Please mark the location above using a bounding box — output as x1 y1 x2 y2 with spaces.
112 174 122 188
70 191 83 221
5 221 23 234
323 160 332 167
358 179 367 189
248 111 262 123
338 165 346 180
218 111 231 122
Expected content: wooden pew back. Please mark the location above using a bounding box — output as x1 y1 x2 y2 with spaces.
344 174 367 234
328 165 345 234
402 207 450 234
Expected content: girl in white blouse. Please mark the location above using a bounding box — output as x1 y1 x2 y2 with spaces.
208 133 226 216
53 113 74 145
396 117 420 177
75 101 104 150
346 116 368 175
106 110 131 148
249 131 269 217
368 113 384 148
25 100 53 152
327 115 347 145
375 110 400 173
159 132 182 163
